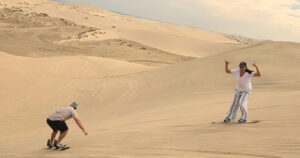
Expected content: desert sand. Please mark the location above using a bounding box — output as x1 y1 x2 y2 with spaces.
0 0 299 158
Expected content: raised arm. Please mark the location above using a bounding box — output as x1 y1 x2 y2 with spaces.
224 60 231 74
253 63 262 77
73 117 88 135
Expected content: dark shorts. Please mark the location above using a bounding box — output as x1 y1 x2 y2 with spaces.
47 119 68 133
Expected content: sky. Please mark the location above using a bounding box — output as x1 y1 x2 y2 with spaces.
53 0 300 42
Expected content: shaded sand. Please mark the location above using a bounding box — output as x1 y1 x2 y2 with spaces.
0 0 299 158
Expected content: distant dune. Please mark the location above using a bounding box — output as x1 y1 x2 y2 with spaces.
0 0 251 59
0 0 299 158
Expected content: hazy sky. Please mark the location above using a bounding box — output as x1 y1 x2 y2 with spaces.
54 0 300 42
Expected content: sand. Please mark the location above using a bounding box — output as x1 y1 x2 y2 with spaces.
0 0 299 158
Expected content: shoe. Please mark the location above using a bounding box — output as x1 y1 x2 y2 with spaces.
47 139 52 148
224 119 231 122
47 139 57 149
55 142 67 149
238 119 247 123
54 139 58 146
47 139 57 148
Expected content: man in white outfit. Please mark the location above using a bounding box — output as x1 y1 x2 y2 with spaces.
224 61 261 122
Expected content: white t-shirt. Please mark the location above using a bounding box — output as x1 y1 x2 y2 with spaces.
48 106 78 121
231 69 255 91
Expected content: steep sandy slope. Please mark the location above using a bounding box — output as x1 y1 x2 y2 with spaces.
0 41 299 158
84 41 299 158
0 50 149 138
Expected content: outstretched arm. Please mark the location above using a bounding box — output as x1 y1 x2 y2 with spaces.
73 117 88 135
253 63 261 77
224 60 231 74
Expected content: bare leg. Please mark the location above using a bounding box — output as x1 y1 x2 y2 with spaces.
57 129 68 144
50 131 59 144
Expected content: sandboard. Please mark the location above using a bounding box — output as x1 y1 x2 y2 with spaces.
46 146 70 150
212 120 260 124
59 146 70 150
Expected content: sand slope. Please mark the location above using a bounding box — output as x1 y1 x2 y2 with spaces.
1 41 299 158
0 6 195 66
0 0 251 59
0 0 299 158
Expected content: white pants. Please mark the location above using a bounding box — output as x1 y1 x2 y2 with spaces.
225 90 251 120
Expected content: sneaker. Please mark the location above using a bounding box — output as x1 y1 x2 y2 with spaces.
55 142 67 149
238 119 247 123
47 139 57 148
224 119 231 123
47 139 52 148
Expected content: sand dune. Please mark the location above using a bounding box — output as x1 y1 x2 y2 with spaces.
0 6 194 66
1 0 251 58
0 0 299 158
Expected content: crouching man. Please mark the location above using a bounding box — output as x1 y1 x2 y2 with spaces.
46 102 88 149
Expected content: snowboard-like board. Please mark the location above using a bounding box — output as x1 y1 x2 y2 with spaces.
212 120 260 124
46 146 70 150
59 146 70 150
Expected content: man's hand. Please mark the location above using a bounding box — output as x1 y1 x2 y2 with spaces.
253 63 258 67
74 117 88 135
83 129 88 135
